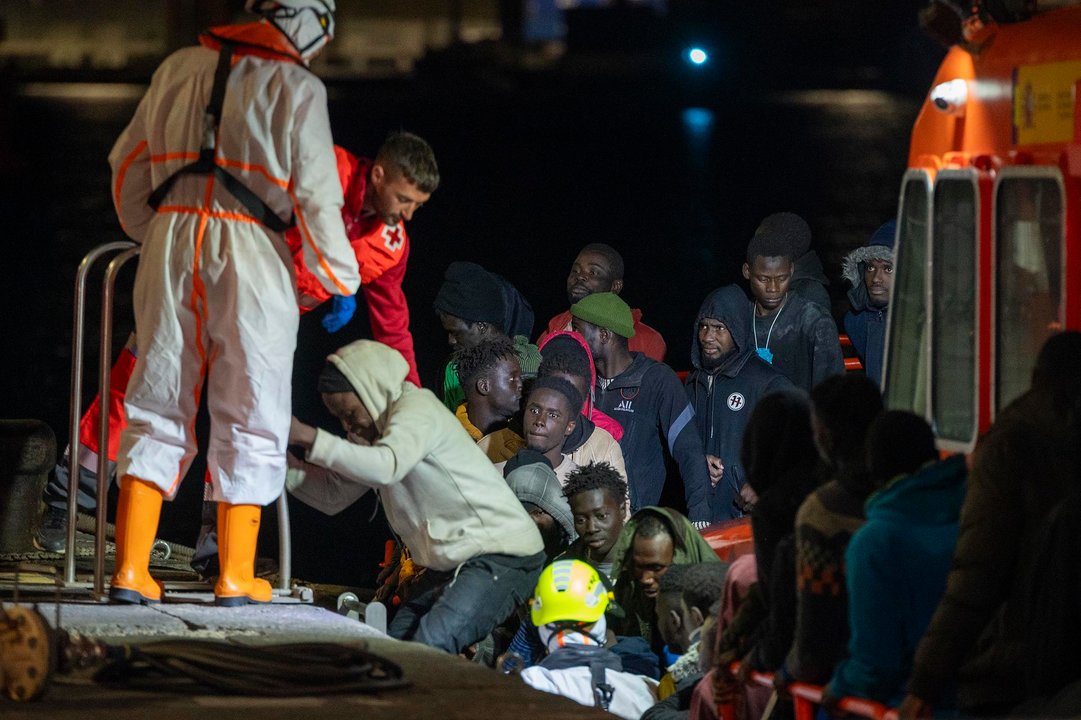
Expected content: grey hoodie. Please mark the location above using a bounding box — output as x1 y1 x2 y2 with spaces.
287 340 543 572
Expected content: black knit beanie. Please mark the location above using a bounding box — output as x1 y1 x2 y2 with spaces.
432 261 506 328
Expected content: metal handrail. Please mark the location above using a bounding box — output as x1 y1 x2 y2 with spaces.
93 246 140 597
66 241 136 585
276 489 292 591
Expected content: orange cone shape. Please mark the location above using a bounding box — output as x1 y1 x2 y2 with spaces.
214 503 272 606
109 476 165 604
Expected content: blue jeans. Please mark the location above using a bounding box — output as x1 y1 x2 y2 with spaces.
388 550 545 654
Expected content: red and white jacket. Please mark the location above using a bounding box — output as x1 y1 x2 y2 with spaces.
287 147 419 386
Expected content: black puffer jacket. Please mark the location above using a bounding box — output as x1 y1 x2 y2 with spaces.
685 285 793 522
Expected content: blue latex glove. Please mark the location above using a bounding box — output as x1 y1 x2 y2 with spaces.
321 294 357 333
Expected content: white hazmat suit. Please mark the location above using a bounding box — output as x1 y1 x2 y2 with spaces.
109 14 359 506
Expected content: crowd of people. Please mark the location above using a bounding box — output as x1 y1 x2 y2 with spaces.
36 2 1081 718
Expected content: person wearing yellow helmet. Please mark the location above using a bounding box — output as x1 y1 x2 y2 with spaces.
531 558 612 629
520 559 658 720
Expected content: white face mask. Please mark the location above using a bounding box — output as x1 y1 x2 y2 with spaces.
538 614 607 651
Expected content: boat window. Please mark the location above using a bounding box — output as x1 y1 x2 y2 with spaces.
884 176 930 416
931 176 978 445
995 174 1064 413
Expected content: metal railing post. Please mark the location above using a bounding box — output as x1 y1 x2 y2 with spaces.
93 247 140 598
65 241 136 585
276 494 292 592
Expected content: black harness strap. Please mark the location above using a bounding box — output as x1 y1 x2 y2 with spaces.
147 42 295 233
589 659 614 712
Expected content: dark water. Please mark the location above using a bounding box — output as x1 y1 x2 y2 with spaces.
0 69 923 585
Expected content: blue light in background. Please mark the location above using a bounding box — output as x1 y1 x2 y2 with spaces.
682 107 714 174
682 107 714 136
687 47 708 66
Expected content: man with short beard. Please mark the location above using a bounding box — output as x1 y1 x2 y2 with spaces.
541 243 667 361
842 221 895 385
685 285 792 523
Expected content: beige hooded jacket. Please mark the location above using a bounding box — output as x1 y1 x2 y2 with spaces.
287 340 543 572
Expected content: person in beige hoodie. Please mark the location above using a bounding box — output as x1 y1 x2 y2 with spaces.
287 339 546 654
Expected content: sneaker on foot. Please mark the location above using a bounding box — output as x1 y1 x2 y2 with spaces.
34 505 69 553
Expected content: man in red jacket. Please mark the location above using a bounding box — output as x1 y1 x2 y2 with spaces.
539 243 667 362
36 132 439 554
290 131 439 386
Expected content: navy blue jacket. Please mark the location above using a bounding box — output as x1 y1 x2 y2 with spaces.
843 306 887 385
594 353 711 523
685 285 794 521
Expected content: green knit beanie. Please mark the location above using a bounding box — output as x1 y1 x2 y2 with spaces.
570 292 636 339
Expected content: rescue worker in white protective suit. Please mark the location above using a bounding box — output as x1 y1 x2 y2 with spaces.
107 0 360 606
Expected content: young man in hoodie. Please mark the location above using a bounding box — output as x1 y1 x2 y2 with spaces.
287 340 546 654
743 214 845 393
506 377 583 485
841 220 895 385
823 411 965 711
685 284 793 522
455 336 526 462
541 243 667 361
505 453 577 560
609 508 723 662
571 293 712 525
537 333 627 481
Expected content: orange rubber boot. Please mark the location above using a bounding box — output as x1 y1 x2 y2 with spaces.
214 503 272 606
109 476 165 604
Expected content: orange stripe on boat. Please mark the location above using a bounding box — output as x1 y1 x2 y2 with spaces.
288 184 352 296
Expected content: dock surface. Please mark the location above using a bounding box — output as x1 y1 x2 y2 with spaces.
3 602 608 719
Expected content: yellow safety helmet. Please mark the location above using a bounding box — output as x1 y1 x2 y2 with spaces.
530 559 612 627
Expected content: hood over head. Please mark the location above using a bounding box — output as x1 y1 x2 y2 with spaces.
325 340 410 435
793 249 828 286
539 330 597 416
506 458 576 544
493 273 535 339
691 284 752 372
843 220 896 311
865 454 966 527
611 506 721 574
